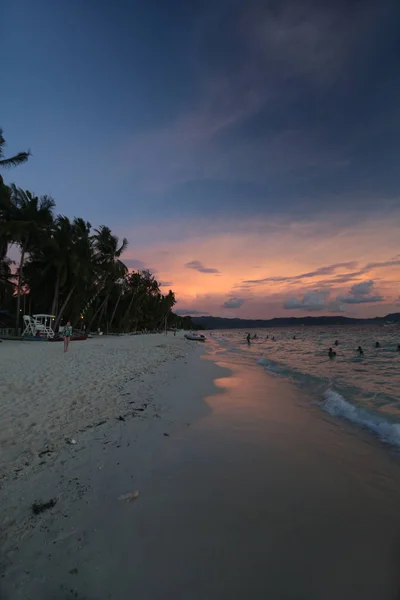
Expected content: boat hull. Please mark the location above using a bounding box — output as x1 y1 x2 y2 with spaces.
184 334 206 342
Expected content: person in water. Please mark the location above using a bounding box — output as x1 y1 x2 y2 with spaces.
357 346 364 355
246 333 251 345
253 333 257 340
375 341 381 348
272 336 275 341
328 347 336 358
334 340 339 346
293 335 296 340
397 344 400 352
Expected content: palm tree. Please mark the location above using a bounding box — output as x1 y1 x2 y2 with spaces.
93 226 128 271
86 226 128 331
0 128 30 185
0 128 30 279
1 186 55 331
52 217 95 332
26 216 76 316
0 251 14 306
122 270 160 331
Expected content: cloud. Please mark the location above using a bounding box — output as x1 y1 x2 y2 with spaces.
121 3 384 198
244 262 358 285
175 309 209 316
123 258 146 270
184 260 220 274
243 256 400 288
364 259 400 270
249 2 378 87
337 280 383 304
284 290 333 311
222 297 245 309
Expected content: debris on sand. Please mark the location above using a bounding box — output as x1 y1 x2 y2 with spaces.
31 498 57 515
66 438 77 445
118 490 139 502
163 432 170 437
38 447 53 457
117 415 125 422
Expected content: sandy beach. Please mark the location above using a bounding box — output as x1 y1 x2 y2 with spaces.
0 334 198 479
2 335 400 599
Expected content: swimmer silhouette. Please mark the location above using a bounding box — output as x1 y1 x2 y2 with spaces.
328 348 336 358
357 346 364 355
334 340 339 346
246 333 251 345
375 341 381 348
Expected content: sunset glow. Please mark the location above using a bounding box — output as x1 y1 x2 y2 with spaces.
121 214 400 319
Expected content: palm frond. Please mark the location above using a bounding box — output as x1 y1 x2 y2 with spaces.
0 151 31 168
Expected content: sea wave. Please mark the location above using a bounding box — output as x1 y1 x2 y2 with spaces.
256 357 283 373
321 389 400 447
256 354 400 447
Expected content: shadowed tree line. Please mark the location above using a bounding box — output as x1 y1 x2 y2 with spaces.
0 128 194 333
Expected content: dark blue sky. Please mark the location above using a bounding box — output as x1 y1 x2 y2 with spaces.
3 0 400 224
2 0 400 318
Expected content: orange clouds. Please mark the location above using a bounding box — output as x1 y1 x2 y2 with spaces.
120 214 400 318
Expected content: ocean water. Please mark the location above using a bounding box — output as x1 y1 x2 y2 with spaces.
207 326 400 447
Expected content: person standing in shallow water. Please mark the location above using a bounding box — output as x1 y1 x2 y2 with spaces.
62 321 73 353
246 333 251 345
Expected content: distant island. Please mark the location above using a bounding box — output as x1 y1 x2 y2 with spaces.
191 313 400 330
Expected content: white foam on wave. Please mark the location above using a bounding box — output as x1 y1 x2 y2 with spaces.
256 352 400 447
322 389 400 447
256 357 282 373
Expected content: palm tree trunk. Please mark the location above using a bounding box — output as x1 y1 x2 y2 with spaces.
15 236 29 333
109 291 123 330
87 295 108 332
54 286 76 332
51 269 61 318
123 292 136 327
97 293 110 329
123 291 147 328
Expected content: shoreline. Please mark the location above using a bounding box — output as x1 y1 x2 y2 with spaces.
3 336 400 598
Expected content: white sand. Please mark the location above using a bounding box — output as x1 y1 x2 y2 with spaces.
1 335 221 596
0 334 196 479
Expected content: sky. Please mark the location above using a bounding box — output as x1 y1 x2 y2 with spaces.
2 0 400 319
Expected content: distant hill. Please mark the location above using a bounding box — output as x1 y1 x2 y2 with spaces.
191 313 400 330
